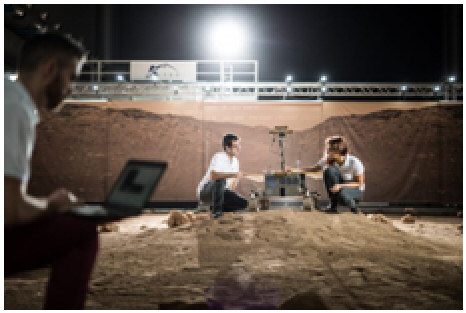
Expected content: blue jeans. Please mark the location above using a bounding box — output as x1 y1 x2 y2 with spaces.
324 166 363 209
199 179 248 213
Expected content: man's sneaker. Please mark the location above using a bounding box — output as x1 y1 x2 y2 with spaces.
211 211 224 219
321 204 338 213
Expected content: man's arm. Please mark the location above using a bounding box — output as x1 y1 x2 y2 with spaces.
4 177 75 227
287 163 323 173
210 171 239 181
229 177 239 190
5 177 46 226
331 173 364 192
302 164 324 172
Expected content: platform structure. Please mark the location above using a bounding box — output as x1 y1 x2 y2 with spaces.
6 59 460 102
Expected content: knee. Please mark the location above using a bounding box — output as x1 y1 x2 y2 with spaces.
65 216 98 241
338 188 350 199
214 179 226 190
324 166 340 176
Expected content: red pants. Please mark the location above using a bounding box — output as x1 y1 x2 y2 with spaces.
5 215 99 309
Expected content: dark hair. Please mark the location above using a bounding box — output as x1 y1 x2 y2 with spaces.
223 134 239 150
19 33 87 73
327 136 348 156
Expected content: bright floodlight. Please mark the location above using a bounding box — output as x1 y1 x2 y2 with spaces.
210 20 246 58
8 73 18 81
321 86 327 92
320 74 328 82
286 86 292 93
448 75 456 83
116 74 124 82
401 85 408 91
434 85 441 92
92 85 99 91
286 74 293 82
150 74 158 81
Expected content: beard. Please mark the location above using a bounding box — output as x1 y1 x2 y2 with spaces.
45 74 65 111
326 156 338 166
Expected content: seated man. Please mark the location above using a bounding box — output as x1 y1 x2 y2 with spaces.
197 134 248 218
294 136 365 213
5 34 98 309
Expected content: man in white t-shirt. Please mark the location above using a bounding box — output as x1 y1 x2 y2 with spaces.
198 134 248 218
4 34 98 309
292 136 365 213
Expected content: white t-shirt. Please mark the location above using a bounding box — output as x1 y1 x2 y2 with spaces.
318 154 365 191
4 79 40 193
197 151 239 198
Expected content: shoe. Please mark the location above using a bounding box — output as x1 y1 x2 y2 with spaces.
321 204 338 213
350 207 361 214
211 211 224 219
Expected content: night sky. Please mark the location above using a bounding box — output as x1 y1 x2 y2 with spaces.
35 4 462 83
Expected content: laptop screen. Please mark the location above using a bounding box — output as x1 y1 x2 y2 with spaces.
105 160 167 209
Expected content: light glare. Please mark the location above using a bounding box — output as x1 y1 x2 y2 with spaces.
210 20 245 58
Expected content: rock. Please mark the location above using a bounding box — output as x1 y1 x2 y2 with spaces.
404 208 417 216
367 214 391 224
401 214 416 224
167 211 190 228
140 225 148 231
194 213 211 221
185 212 195 222
98 223 119 232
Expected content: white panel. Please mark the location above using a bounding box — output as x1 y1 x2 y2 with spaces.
130 61 197 82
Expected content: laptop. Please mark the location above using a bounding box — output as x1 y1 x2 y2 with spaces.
70 160 167 219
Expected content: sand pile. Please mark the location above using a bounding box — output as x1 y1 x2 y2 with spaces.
4 210 462 309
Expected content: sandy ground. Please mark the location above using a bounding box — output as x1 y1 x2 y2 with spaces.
4 210 463 309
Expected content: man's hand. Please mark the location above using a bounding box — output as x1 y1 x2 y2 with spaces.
237 171 245 179
47 188 77 214
330 184 342 193
284 166 299 173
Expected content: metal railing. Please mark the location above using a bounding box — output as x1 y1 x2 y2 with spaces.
77 59 258 83
69 81 462 101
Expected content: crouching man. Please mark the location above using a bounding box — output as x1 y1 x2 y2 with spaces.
197 134 248 218
322 137 365 213
291 136 365 213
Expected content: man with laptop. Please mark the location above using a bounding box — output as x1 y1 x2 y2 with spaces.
4 34 99 309
5 33 167 310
